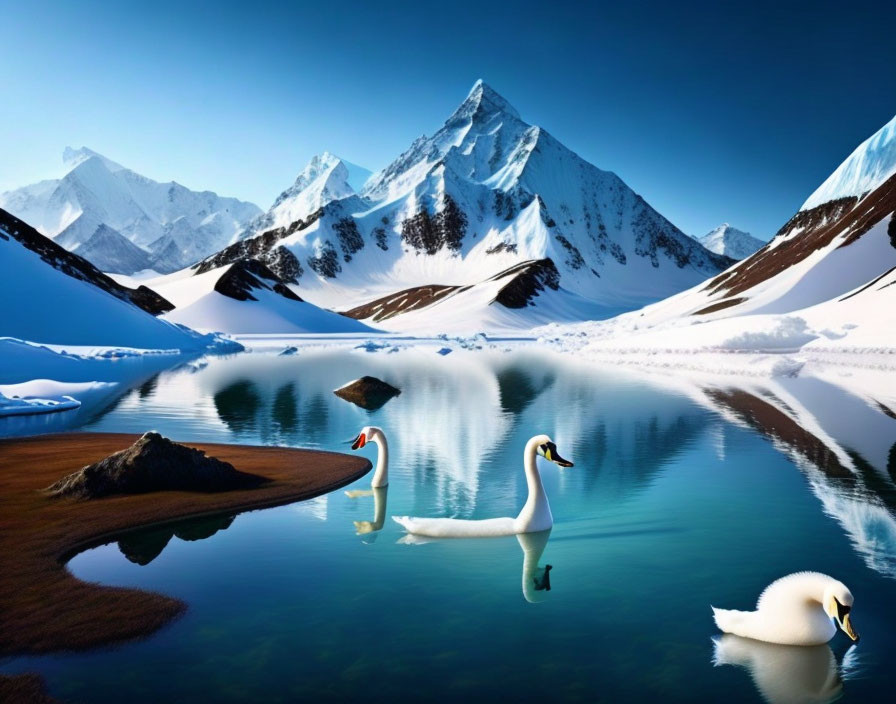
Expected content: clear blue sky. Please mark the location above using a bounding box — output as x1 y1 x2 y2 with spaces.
2 0 895 239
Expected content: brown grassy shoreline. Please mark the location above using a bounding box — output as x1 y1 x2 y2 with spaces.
0 432 371 664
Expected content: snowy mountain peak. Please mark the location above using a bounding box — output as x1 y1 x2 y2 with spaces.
236 152 372 241
697 224 764 260
801 112 896 211
453 79 522 122
62 146 125 173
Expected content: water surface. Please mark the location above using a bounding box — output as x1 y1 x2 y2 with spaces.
3 347 895 703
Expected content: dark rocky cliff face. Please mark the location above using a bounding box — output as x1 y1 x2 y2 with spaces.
213 259 303 302
0 207 174 315
490 258 560 309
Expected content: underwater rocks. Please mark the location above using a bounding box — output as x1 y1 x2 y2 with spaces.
46 431 267 499
333 376 401 410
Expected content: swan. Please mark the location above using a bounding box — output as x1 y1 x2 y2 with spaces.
392 434 573 537
712 572 859 646
344 425 389 493
712 634 844 704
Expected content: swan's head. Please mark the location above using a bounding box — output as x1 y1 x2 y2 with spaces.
823 581 859 642
535 435 574 468
349 426 380 450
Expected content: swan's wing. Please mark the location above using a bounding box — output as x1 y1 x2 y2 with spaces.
392 515 515 538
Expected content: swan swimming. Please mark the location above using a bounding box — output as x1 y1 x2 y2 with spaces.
392 434 573 537
712 572 859 646
344 426 389 496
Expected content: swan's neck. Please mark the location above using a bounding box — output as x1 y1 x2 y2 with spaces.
515 437 552 532
370 432 388 488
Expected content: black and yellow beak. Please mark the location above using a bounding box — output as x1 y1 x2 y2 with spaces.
541 442 574 468
835 599 859 642
350 432 367 451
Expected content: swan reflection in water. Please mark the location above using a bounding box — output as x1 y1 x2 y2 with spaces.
713 634 859 704
517 528 552 603
344 486 388 543
398 528 555 603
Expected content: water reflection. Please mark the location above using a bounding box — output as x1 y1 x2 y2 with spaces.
712 634 843 704
518 529 553 603
345 486 388 543
117 514 235 565
695 374 896 578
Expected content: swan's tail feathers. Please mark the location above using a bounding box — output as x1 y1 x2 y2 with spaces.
392 515 412 531
712 606 749 635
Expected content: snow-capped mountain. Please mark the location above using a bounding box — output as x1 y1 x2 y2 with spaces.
182 80 730 332
802 113 896 210
0 207 218 349
696 224 764 260
73 224 153 274
540 110 896 356
237 152 371 241
0 148 261 275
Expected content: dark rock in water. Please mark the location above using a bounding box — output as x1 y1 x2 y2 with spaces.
47 432 267 499
334 376 401 411
279 346 299 356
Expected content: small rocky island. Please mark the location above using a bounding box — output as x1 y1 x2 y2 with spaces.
47 431 267 499
333 376 401 410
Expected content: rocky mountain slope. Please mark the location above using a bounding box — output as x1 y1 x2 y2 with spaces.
0 207 222 349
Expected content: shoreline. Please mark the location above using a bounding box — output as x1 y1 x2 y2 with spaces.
0 432 371 662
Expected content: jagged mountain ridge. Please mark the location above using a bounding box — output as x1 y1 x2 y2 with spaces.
0 148 261 275
185 80 731 329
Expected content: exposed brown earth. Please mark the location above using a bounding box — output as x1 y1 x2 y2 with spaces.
343 284 468 322
0 433 371 659
703 172 896 301
342 258 561 322
692 297 747 315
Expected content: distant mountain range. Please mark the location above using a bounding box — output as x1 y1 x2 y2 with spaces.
696 224 764 260
0 147 261 275
158 80 731 332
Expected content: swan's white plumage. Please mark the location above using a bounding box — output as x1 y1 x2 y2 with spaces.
712 572 855 646
392 434 560 538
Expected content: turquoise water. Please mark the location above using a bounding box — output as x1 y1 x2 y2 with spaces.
3 348 896 703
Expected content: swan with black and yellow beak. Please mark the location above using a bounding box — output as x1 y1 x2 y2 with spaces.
712 572 859 646
392 434 573 538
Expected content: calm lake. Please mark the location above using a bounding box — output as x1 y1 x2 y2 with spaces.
2 346 895 703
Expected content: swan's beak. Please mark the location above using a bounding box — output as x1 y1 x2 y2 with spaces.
350 432 367 450
839 612 859 642
835 600 859 642
547 448 574 468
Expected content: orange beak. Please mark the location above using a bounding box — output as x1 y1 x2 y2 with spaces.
351 433 367 450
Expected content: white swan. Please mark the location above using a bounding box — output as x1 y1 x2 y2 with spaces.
712 634 844 704
712 572 859 646
392 434 573 537
344 425 389 492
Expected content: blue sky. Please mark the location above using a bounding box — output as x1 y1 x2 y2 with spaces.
2 0 895 239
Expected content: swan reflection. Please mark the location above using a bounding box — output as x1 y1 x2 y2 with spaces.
397 528 555 603
712 634 844 704
345 486 388 543
518 528 553 603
